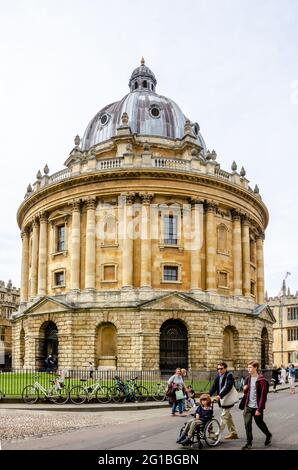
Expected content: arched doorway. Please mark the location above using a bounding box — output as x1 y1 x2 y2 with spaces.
261 327 269 369
222 326 239 369
160 320 188 372
95 323 117 369
20 329 25 367
36 321 58 370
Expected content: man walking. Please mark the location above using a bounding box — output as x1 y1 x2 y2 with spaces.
241 360 272 450
209 361 238 440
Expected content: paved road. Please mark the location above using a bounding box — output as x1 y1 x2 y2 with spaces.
2 389 298 450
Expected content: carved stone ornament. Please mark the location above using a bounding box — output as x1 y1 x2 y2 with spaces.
121 112 129 126
184 119 192 134
71 200 81 212
43 164 49 175
231 161 237 172
39 212 48 223
85 197 97 210
240 166 246 177
231 209 242 220
204 201 218 213
74 135 81 147
254 184 259 194
140 192 154 204
143 141 150 152
36 170 42 180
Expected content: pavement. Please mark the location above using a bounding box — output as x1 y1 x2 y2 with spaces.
0 383 296 412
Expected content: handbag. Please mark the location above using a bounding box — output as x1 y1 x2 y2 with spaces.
220 385 238 407
175 390 184 400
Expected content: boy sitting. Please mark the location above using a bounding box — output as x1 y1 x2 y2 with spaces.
176 393 213 446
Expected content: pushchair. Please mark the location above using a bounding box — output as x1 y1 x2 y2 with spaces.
177 402 221 449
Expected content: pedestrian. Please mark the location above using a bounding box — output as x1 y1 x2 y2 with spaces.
185 384 196 410
167 367 186 416
240 360 272 450
271 366 280 393
288 364 296 394
280 365 287 384
209 361 238 440
45 354 54 373
176 393 213 446
88 361 94 379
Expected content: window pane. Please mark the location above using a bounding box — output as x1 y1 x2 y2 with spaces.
55 272 64 286
164 215 177 244
164 266 178 281
57 226 65 251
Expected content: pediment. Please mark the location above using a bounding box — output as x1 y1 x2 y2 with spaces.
254 304 276 323
24 296 73 315
140 292 212 312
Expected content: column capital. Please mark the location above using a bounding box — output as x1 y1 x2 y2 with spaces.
241 213 250 226
21 227 30 239
85 197 97 210
189 197 204 207
120 192 136 205
71 199 81 212
256 229 265 241
31 217 39 228
231 209 242 221
139 192 154 205
38 211 48 223
204 200 218 213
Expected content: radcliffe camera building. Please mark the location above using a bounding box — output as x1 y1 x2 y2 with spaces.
12 60 274 371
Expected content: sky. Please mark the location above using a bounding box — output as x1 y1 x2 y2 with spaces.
0 0 297 297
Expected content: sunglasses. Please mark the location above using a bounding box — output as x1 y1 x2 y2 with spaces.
217 367 224 370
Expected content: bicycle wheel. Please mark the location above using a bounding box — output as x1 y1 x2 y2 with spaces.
51 386 69 404
152 384 167 401
96 385 111 404
69 385 87 404
22 385 39 404
135 386 149 402
204 418 221 447
109 386 126 403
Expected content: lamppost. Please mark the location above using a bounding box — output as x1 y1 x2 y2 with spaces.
279 272 291 365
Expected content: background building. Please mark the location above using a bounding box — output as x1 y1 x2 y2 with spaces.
269 281 298 367
12 60 274 371
0 280 20 368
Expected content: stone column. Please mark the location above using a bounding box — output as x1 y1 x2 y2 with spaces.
85 197 96 290
20 228 30 303
231 210 242 296
140 193 154 288
71 200 81 291
30 218 39 297
256 231 265 304
121 192 135 288
205 201 217 292
38 212 48 296
190 198 203 291
241 215 251 297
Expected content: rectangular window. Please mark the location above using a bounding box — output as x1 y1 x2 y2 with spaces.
103 265 116 281
0 326 4 342
288 328 298 341
288 307 298 321
56 225 65 252
218 271 228 287
164 215 177 245
163 266 178 281
250 281 255 296
54 271 65 287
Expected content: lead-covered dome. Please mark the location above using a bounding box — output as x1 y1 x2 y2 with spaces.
81 59 207 154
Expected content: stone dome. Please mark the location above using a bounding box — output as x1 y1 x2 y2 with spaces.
81 59 207 154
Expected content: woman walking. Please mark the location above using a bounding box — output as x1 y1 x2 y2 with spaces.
288 364 296 394
167 368 186 416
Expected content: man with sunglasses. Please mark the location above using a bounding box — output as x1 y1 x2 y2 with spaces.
209 361 238 440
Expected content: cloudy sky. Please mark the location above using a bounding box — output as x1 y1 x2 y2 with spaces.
0 0 297 297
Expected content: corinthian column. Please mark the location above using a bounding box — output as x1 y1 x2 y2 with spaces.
140 193 154 288
71 200 81 291
85 197 96 290
38 212 48 296
20 228 30 303
30 219 39 297
205 201 217 292
241 215 250 297
121 192 135 288
231 209 242 296
256 231 265 304
190 198 203 291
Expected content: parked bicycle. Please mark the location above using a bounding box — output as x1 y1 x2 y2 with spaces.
0 389 4 401
69 379 111 404
22 375 69 404
151 382 167 401
109 376 149 403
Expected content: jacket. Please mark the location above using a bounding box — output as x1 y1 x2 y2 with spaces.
242 374 268 412
209 371 234 408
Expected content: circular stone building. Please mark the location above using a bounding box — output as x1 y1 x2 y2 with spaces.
12 59 274 371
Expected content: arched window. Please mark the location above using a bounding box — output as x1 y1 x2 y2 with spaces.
261 327 269 369
103 215 117 245
222 326 239 367
37 321 58 370
217 224 228 253
134 82 138 89
250 238 256 264
142 80 147 88
96 323 117 368
160 320 188 372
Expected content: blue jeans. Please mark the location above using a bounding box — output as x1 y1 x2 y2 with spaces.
172 399 184 414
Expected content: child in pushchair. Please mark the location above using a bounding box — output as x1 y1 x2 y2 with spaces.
176 393 221 449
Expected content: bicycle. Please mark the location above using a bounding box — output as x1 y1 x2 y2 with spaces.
22 375 69 404
0 390 5 401
151 382 167 401
69 379 111 404
109 376 149 403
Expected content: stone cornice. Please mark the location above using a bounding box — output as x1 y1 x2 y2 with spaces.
17 168 269 229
